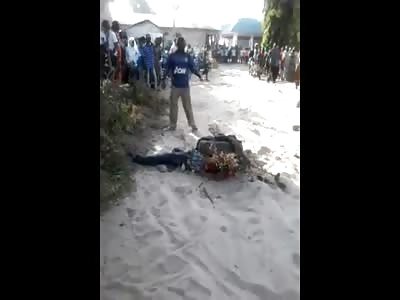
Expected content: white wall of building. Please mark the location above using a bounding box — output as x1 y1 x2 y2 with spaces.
125 21 163 39
161 27 219 50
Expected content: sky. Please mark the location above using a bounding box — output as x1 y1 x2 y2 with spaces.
106 0 264 28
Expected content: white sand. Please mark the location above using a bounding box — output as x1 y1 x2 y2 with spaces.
101 65 300 300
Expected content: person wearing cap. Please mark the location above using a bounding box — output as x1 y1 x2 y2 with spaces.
165 37 203 131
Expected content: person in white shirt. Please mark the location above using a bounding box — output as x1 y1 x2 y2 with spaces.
100 31 106 45
169 39 178 54
101 20 119 69
126 38 141 82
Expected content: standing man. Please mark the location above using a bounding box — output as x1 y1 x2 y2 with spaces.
119 31 129 84
202 47 210 81
111 21 122 83
101 20 119 80
143 34 158 90
270 44 281 83
137 36 146 81
100 30 107 81
154 37 162 87
165 37 203 131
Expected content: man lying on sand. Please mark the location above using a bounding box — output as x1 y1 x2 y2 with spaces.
129 134 250 177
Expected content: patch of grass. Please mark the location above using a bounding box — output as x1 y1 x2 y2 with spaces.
100 82 159 208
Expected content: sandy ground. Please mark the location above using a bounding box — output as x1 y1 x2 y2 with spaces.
100 64 300 300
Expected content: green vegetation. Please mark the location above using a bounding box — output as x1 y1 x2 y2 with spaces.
262 0 300 49
100 82 158 209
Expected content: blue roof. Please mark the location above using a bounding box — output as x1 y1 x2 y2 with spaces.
224 18 262 37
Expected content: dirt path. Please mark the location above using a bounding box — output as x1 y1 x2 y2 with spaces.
100 64 300 300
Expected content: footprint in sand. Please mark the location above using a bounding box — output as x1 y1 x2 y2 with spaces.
248 217 261 225
184 215 206 234
167 286 185 297
151 207 161 218
200 215 208 222
126 208 136 218
251 229 264 239
135 230 163 244
158 198 167 207
160 254 187 274
134 211 150 223
185 278 212 298
174 185 193 196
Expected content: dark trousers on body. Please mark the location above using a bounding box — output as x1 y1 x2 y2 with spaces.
130 149 190 169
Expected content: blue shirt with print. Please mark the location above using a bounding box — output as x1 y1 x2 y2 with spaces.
142 43 155 69
167 52 196 88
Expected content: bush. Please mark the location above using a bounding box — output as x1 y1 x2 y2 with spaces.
100 83 144 207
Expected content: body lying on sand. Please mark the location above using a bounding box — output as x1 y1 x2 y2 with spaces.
128 134 289 191
129 134 249 179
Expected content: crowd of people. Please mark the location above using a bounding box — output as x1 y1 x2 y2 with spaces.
100 19 212 89
100 20 165 89
101 19 212 132
247 43 300 87
214 45 256 65
210 42 300 88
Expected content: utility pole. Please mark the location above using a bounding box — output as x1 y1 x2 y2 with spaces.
172 3 180 35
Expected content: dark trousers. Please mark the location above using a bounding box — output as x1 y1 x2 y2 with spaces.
128 64 139 81
121 64 129 84
130 149 190 169
271 66 279 82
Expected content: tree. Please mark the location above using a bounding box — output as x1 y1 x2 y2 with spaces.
262 0 300 49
